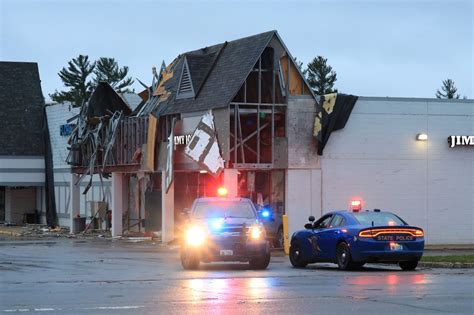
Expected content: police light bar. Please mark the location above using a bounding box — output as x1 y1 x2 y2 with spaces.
351 200 362 212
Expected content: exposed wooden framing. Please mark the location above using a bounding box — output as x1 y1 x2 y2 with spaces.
272 55 276 165
234 163 273 169
230 122 270 153
257 57 261 163
230 102 286 107
236 105 245 163
286 53 290 96
244 80 247 104
229 134 258 156
234 105 237 163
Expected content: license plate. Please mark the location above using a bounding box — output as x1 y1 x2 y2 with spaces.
390 243 403 251
220 250 233 256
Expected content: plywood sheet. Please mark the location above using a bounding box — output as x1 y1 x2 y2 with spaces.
146 114 158 171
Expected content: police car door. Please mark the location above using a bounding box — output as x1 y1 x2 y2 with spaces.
317 214 345 260
311 214 334 260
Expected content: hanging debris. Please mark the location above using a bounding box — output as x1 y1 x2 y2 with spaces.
66 82 132 195
313 93 358 155
184 110 225 176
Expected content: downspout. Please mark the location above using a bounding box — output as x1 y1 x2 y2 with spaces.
43 105 58 227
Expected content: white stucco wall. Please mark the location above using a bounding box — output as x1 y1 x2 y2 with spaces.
320 97 474 244
0 156 45 185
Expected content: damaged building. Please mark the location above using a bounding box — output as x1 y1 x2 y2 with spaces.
64 30 473 245
67 30 315 243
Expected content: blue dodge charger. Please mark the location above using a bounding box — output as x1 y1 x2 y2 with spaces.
289 210 424 270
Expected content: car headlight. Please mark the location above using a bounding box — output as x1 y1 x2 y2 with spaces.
250 225 263 240
186 226 206 246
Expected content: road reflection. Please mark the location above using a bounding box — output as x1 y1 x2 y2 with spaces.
347 273 430 296
187 277 277 302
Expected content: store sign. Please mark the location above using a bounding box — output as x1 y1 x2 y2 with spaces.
174 134 192 146
448 135 474 148
60 123 76 136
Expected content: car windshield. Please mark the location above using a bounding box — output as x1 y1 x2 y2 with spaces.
193 201 255 219
353 212 407 226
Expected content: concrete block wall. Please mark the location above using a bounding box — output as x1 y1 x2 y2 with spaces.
286 96 320 169
285 96 322 236
286 169 322 236
320 97 474 244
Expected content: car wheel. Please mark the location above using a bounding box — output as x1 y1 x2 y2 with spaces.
399 260 418 271
180 249 200 270
273 226 284 248
336 242 356 270
249 253 271 270
289 241 308 268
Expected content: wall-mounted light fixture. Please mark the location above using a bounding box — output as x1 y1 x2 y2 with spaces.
416 133 428 141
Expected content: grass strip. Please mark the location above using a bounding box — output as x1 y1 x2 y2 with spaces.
421 255 474 263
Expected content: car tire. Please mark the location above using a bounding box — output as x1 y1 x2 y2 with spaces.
180 249 200 270
249 253 271 270
289 241 308 268
399 260 418 271
336 242 356 270
273 226 284 248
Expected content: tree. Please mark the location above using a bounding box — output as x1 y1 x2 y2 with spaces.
305 56 337 95
94 57 134 92
436 79 460 99
293 57 304 73
50 55 96 107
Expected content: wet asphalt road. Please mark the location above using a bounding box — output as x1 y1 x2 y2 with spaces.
0 238 473 314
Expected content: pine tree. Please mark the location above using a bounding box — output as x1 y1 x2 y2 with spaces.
436 79 460 99
94 57 134 92
293 57 304 72
306 56 337 95
50 55 96 107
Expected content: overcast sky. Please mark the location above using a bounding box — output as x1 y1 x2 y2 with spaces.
1 0 472 100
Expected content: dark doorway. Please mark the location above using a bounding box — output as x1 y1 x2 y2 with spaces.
0 187 5 222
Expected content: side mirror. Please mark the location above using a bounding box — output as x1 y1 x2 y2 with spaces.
308 215 315 222
304 223 314 229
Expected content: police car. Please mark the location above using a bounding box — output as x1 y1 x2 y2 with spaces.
180 187 271 270
289 209 425 270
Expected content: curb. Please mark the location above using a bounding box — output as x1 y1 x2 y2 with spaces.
0 230 22 237
419 261 474 269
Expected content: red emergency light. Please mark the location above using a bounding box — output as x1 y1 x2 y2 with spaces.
351 200 362 212
217 187 228 197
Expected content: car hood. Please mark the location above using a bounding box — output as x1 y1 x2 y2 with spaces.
192 217 257 227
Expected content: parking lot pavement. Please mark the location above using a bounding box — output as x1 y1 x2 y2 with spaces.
1 238 473 314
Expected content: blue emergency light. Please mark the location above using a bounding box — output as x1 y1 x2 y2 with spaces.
211 218 224 230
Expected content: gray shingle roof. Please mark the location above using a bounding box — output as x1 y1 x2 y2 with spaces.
155 30 276 115
0 62 45 156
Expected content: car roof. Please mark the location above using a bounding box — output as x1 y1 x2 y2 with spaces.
194 197 253 202
327 210 394 215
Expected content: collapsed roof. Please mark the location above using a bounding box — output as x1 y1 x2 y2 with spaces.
136 30 306 117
